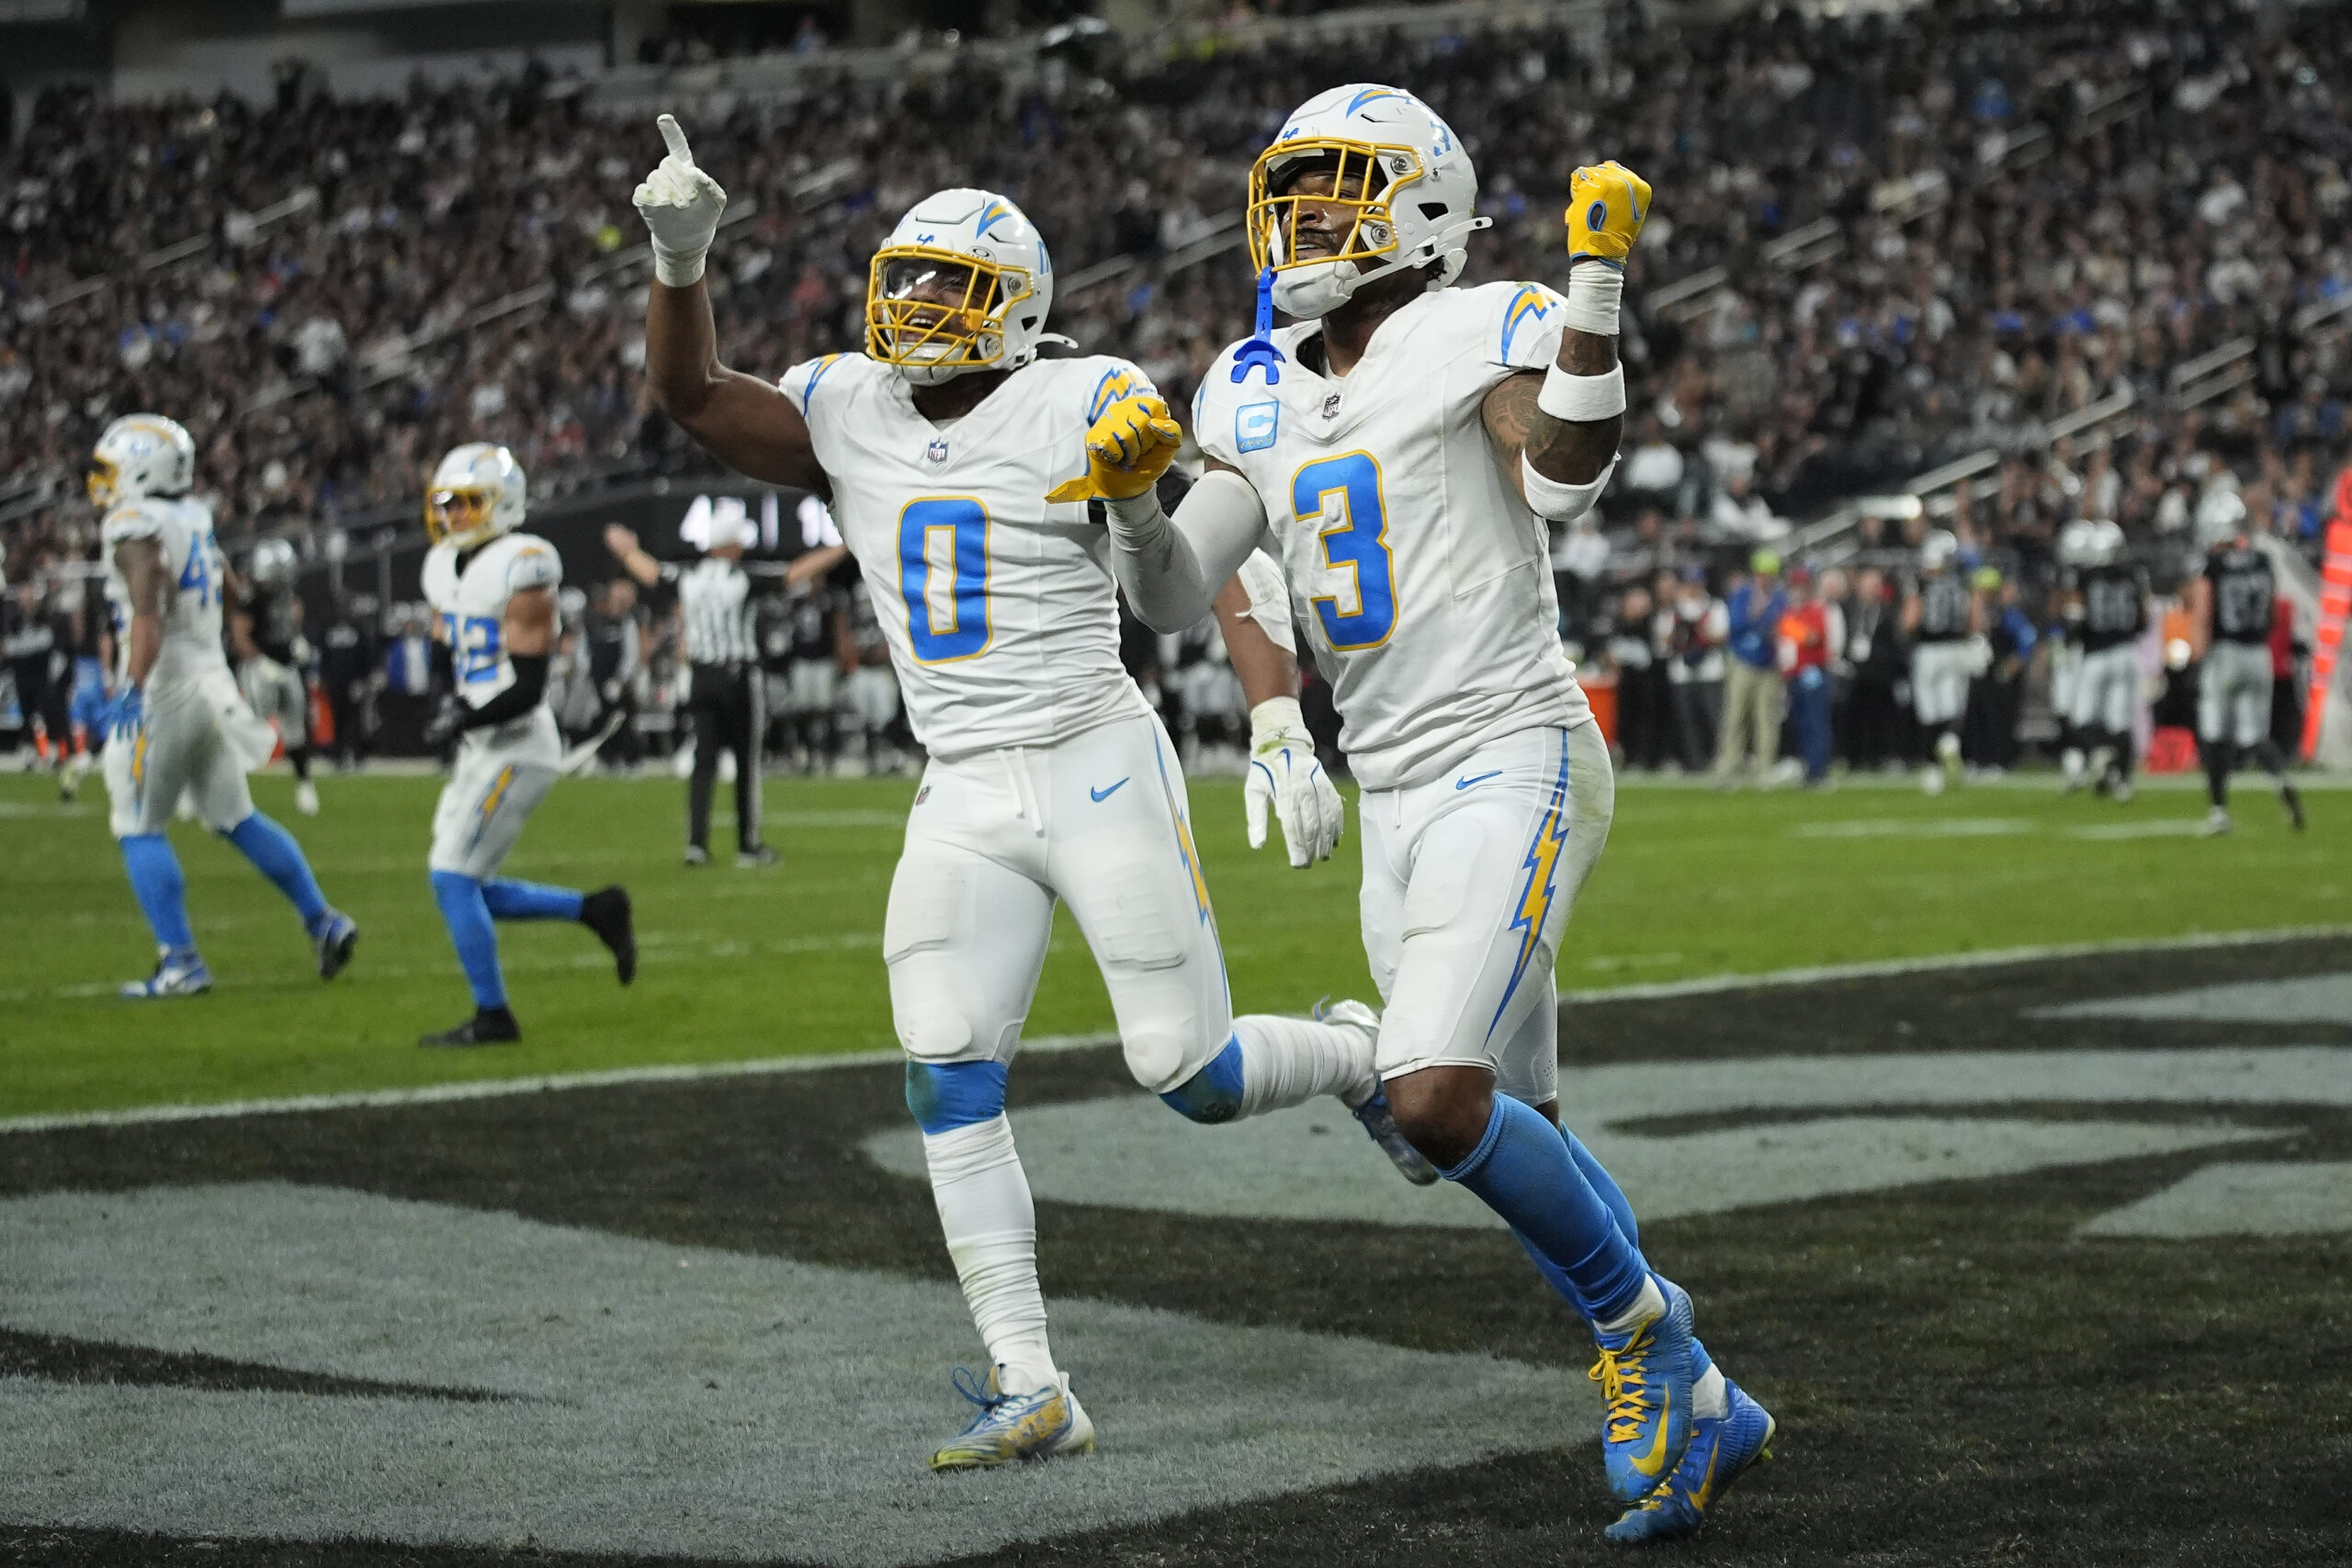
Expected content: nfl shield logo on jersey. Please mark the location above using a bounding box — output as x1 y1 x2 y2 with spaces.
925 438 950 466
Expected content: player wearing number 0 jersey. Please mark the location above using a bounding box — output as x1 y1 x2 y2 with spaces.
415 444 636 1048
89 413 358 998
1087 85 1770 1541
631 111 1429 1472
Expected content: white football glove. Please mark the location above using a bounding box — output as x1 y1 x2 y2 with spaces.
1244 696 1343 868
632 113 729 288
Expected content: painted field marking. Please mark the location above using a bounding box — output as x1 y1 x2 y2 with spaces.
8 924 2351 1135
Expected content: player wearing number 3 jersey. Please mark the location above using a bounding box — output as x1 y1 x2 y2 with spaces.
1092 85 1774 1542
631 113 1430 1472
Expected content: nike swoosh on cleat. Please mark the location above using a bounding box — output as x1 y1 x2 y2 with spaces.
1454 771 1502 790
1090 779 1128 802
1631 1392 1673 1476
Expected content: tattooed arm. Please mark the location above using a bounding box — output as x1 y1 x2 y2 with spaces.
1481 326 1623 502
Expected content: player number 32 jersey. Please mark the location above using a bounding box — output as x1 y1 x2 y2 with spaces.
422 532 562 716
778 352 1153 761
1193 281 1593 790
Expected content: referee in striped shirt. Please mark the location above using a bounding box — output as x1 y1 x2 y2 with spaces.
606 516 776 868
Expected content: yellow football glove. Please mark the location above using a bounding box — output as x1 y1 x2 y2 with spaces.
1046 392 1182 503
1566 161 1652 267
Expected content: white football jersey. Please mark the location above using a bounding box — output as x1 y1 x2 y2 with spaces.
422 531 562 711
101 495 232 704
778 352 1152 761
1194 281 1592 790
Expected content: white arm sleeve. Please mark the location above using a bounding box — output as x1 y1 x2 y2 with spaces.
1105 468 1272 634
1235 549 1294 648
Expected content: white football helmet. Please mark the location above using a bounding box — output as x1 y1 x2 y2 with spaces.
249 537 299 586
424 443 527 549
1919 528 1961 572
1249 84 1488 321
2084 519 2125 568
865 189 1054 386
2055 521 2095 569
2195 488 2248 548
89 413 196 508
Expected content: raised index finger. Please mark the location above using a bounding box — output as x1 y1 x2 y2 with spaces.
657 113 693 164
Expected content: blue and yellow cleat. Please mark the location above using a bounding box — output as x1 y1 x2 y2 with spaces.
1589 1274 1696 1503
120 951 211 999
929 1365 1096 1472
1603 1378 1775 1543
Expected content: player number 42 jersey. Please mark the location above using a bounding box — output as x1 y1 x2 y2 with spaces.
777 352 1153 761
101 494 232 702
1193 281 1592 791
421 533 562 709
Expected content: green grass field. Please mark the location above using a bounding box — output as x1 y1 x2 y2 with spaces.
1 766 2339 1118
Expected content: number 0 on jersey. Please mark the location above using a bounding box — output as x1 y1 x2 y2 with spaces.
899 497 993 663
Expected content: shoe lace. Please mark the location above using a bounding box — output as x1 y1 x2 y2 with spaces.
949 1365 1007 1416
1588 1331 1657 1447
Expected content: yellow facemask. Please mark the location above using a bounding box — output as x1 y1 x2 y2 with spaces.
85 457 120 509
864 245 1033 372
1246 137 1425 277
424 486 497 547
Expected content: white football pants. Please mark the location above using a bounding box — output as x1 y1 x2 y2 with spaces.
1357 720 1614 1110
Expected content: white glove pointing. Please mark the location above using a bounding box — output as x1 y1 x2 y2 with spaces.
1243 696 1344 868
632 113 729 288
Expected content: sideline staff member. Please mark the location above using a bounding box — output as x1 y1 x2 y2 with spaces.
606 513 776 867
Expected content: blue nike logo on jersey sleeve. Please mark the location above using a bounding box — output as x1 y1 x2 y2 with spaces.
1455 771 1502 791
1091 779 1129 802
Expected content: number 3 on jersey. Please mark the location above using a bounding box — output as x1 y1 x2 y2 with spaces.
1295 452 1396 649
898 497 991 663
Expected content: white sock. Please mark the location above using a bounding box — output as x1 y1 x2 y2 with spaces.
1230 1012 1378 1116
922 1115 1057 1395
1592 1274 1666 1339
1693 1361 1728 1420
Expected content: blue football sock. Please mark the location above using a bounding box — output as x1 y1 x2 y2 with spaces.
1444 1094 1649 1324
1566 1129 1640 1254
481 879 584 922
430 870 507 1010
223 813 328 929
118 833 197 955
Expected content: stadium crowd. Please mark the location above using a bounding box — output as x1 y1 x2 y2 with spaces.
5 0 2347 780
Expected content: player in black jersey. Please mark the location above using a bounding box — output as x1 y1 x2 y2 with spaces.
231 537 320 816
1903 528 1980 794
2057 519 2148 802
2190 493 2303 835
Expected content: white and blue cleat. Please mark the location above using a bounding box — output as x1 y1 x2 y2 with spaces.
1317 998 1439 1186
929 1365 1095 1472
1604 1378 1776 1543
1589 1273 1697 1503
120 950 211 999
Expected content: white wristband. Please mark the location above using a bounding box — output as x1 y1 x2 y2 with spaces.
1561 262 1623 337
1537 361 1627 423
651 244 707 288
1521 451 1617 523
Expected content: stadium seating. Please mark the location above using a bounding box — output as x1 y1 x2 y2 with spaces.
5 0 2348 581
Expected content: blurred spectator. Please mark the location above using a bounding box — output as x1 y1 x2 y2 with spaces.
1667 571 1726 773
1714 551 1788 786
1779 565 1838 786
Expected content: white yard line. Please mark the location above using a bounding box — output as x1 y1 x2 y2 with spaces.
8 923 2349 1136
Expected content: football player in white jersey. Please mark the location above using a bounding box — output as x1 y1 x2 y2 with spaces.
414 443 638 1047
633 113 1422 1470
1083 85 1772 1541
89 414 359 998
